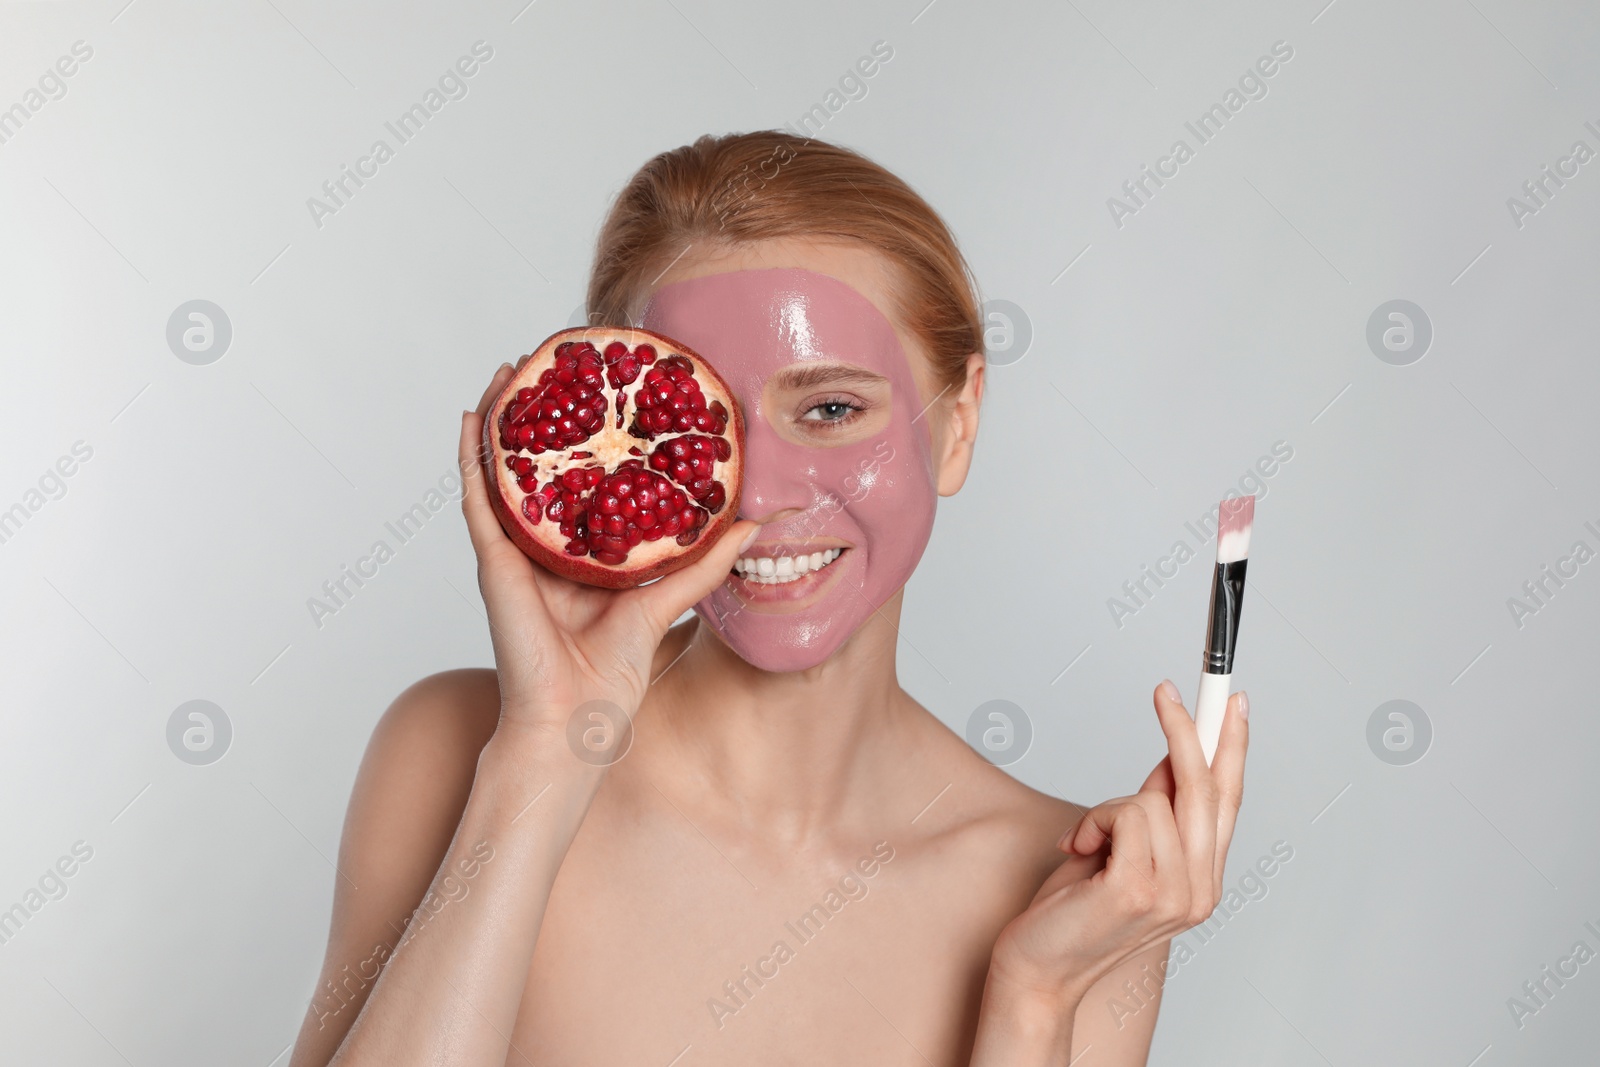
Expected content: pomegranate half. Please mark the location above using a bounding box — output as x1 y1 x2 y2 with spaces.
482 327 745 588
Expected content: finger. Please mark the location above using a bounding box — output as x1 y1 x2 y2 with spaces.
459 407 516 560
1151 680 1210 793
477 362 515 415
1030 843 1107 903
1063 797 1118 855
631 518 762 635
459 362 516 544
1121 792 1194 929
1208 690 1250 889
1129 791 1186 877
464 363 531 559
1150 682 1219 915
1150 681 1219 840
1073 801 1153 880
1138 756 1175 800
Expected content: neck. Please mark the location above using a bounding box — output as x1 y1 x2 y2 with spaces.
640 592 917 845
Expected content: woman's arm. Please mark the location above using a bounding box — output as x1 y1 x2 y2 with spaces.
287 673 601 1066
1067 941 1170 1060
969 684 1249 1066
967 942 1169 1065
290 364 760 1067
321 723 605 1065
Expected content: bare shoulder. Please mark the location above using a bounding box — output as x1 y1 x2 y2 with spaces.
904 705 1087 892
959 756 1083 889
342 668 501 865
290 670 501 1065
361 668 501 782
340 667 501 893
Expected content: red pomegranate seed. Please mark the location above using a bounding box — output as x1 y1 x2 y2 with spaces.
485 330 741 586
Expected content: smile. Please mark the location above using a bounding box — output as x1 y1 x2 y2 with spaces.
732 548 847 584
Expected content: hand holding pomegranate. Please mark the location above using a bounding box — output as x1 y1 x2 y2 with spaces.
458 355 757 744
972 682 1249 1062
297 342 754 1067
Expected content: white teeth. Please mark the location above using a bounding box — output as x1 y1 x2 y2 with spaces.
734 548 846 584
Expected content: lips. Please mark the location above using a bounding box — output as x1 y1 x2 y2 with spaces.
732 545 847 584
725 545 852 607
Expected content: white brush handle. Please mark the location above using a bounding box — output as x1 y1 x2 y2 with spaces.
1194 671 1231 766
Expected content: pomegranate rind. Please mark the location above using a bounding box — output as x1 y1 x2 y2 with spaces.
482 326 746 590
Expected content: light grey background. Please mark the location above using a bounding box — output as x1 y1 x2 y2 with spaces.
2 0 1596 1063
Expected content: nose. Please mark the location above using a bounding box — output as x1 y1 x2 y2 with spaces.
736 417 814 528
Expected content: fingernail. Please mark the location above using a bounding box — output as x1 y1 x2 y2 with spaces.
1159 679 1181 704
737 524 761 554
1239 690 1249 721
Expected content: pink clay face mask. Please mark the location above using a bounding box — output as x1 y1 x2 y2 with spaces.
641 268 939 672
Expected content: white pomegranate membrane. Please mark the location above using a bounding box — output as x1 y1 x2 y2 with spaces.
484 329 744 588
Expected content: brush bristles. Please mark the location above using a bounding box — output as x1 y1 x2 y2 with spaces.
1216 494 1255 563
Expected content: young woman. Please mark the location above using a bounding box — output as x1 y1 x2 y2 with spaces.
290 131 1249 1067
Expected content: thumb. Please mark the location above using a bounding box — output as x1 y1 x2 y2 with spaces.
633 519 761 633
1138 756 1176 800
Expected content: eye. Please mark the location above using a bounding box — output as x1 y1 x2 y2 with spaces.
799 395 865 427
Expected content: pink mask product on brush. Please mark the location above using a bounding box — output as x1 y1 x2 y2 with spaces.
641 268 940 672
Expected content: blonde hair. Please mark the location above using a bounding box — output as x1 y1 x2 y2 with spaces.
587 131 984 395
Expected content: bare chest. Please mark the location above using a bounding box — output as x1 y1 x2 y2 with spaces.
509 812 1026 1066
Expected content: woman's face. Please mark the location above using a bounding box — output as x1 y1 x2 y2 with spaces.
640 239 977 672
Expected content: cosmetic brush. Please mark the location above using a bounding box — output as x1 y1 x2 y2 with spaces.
1195 494 1254 765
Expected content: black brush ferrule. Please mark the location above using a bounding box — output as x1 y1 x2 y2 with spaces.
1204 558 1248 674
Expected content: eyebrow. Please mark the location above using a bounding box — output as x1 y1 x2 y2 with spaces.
770 363 890 390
